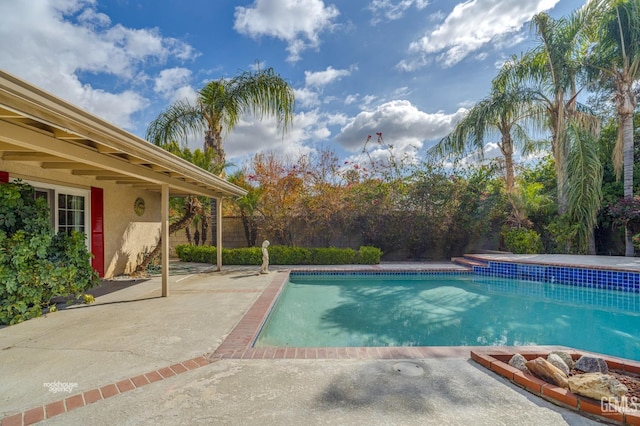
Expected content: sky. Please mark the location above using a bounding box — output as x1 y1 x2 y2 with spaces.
0 0 588 171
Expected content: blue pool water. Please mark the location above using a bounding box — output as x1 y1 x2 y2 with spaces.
254 273 640 361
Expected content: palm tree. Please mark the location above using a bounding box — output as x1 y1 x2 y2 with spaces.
431 73 541 194
511 8 601 214
147 65 295 245
586 0 640 256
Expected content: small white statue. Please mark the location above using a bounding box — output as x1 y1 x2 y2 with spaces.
260 240 270 274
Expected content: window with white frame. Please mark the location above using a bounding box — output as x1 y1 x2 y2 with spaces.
23 180 91 249
57 193 86 235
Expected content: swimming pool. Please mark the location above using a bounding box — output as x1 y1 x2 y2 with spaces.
253 273 640 361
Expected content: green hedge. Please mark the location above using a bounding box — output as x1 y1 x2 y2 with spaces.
175 245 382 265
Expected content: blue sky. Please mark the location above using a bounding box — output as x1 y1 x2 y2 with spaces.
0 0 586 170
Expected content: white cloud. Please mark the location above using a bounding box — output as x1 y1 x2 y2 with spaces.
369 0 430 23
223 108 352 166
0 0 198 129
153 67 199 105
400 0 560 69
304 66 351 87
335 100 468 156
392 86 411 97
294 87 321 108
345 94 359 105
233 0 340 63
224 114 316 164
154 68 192 96
361 95 378 108
324 113 349 126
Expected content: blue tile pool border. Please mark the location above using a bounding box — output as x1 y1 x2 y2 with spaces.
473 261 640 293
289 269 472 277
287 263 640 293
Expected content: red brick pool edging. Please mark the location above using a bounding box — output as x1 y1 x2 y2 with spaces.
0 355 213 426
470 349 640 425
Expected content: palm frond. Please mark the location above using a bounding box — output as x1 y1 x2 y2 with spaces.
566 120 603 252
145 100 205 147
225 67 295 137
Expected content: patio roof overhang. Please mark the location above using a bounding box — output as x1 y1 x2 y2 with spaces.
0 70 247 199
0 69 248 296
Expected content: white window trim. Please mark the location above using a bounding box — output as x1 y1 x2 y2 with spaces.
15 179 91 251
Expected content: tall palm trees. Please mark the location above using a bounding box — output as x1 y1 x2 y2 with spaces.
435 6 607 253
587 0 640 256
147 66 295 245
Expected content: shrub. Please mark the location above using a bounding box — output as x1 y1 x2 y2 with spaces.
0 181 99 325
503 228 544 254
355 246 382 264
174 244 381 265
310 247 357 265
269 245 311 265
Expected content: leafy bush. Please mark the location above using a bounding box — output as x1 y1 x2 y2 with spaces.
269 245 311 265
355 246 382 264
502 228 544 254
310 247 357 265
0 181 99 325
175 244 381 265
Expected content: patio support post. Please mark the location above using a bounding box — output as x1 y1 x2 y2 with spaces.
161 184 170 297
216 196 222 271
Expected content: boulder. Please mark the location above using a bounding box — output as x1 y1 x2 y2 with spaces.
508 354 529 373
549 351 575 369
547 353 570 376
574 356 608 374
525 357 569 388
568 373 628 400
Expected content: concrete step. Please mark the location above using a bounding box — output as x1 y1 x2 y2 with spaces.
451 257 488 269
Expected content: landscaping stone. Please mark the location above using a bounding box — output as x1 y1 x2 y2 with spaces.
525 357 568 388
508 354 529 373
549 350 575 369
547 353 570 376
568 373 627 400
574 356 608 374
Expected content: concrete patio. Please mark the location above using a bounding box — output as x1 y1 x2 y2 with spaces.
0 261 605 425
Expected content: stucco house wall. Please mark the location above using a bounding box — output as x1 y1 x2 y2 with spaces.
102 184 161 277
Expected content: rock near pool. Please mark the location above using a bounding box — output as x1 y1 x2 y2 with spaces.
547 353 570 376
574 356 608 374
508 354 529 373
549 351 575 369
568 373 628 400
525 357 569 388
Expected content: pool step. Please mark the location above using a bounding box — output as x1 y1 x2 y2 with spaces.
452 257 489 270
